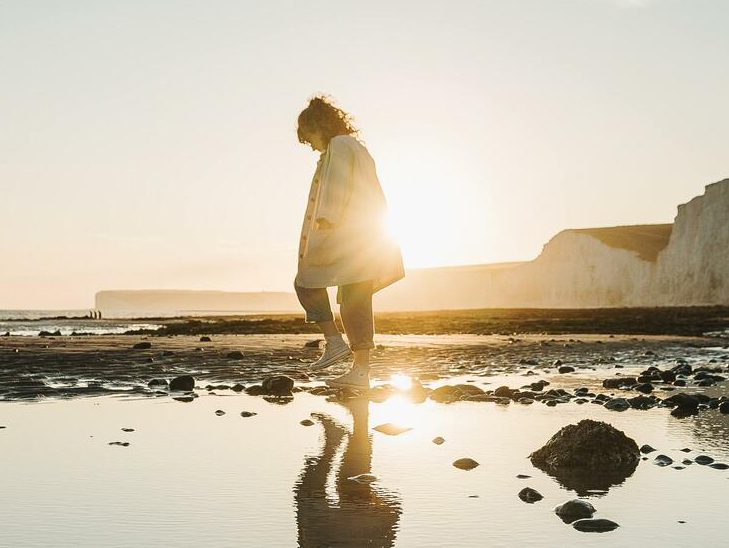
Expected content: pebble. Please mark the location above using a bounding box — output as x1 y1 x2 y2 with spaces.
709 463 729 470
373 423 412 436
108 441 130 447
215 410 226 416
695 455 714 465
240 411 257 418
640 444 657 454
554 499 596 523
654 454 673 466
300 419 314 426
121 428 134 432
516 474 531 479
518 487 543 503
572 518 620 532
432 436 445 445
132 342 151 349
453 458 480 470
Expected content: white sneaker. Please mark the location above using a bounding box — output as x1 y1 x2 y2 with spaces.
308 337 352 371
326 366 370 391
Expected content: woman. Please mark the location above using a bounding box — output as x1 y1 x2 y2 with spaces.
294 95 404 390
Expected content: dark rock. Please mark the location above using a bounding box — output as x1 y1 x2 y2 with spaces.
635 383 654 394
719 401 729 414
240 411 257 417
558 366 575 374
261 375 295 396
695 455 714 465
432 436 445 445
710 462 729 470
518 487 543 503
654 454 673 466
108 441 130 447
226 350 244 359
169 375 195 391
602 377 637 389
494 386 516 399
572 519 619 532
132 342 152 349
147 378 168 388
453 458 479 470
200 336 211 342
604 398 629 412
215 410 226 416
640 444 657 454
628 395 657 410
516 474 531 479
529 419 639 495
300 419 314 426
304 339 323 348
664 393 699 411
555 499 596 523
121 428 135 432
231 383 245 392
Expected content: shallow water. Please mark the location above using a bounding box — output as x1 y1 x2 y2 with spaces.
2 388 729 547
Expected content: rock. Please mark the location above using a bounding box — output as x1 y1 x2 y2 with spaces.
453 458 479 470
628 395 657 410
108 441 130 447
226 350 244 359
300 419 314 426
132 342 152 349
558 366 575 374
604 398 629 412
518 487 543 503
304 339 323 348
215 410 226 416
640 444 657 454
240 411 257 417
494 386 516 398
516 474 531 479
373 423 412 436
695 455 714 465
200 336 211 342
680 447 691 452
231 383 245 392
654 454 673 466
147 379 168 388
635 383 654 394
572 518 620 532
719 401 729 414
347 473 377 484
169 375 195 391
529 419 639 495
664 393 699 412
602 377 637 389
432 436 445 445
710 462 729 470
554 499 596 523
121 428 135 432
261 375 295 396
245 385 266 396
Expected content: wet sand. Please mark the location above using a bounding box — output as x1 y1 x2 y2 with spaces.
1 330 729 546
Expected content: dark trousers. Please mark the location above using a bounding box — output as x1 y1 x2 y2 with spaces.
294 280 375 351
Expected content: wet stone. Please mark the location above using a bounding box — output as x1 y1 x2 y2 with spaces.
109 441 130 447
432 436 445 445
240 411 257 418
453 458 479 471
226 350 244 359
300 419 314 426
695 455 714 465
215 410 226 416
654 455 673 466
572 519 620 533
709 463 729 470
518 487 543 503
640 444 657 454
554 499 596 523
169 375 195 391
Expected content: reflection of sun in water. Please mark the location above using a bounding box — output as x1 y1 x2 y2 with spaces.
390 374 412 391
372 394 424 431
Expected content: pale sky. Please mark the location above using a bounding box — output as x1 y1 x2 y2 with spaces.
1 0 728 309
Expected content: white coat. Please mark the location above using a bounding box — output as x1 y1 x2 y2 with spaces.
295 134 404 296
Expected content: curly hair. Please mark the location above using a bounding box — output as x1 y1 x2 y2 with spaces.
297 94 359 147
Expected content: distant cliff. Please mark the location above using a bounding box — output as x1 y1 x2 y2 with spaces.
375 178 729 309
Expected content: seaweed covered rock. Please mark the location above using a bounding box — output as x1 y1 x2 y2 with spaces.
529 419 639 494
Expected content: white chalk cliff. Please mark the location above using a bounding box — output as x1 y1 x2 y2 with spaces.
375 179 729 309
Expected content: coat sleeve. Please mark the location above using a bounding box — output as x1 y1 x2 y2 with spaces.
315 137 354 225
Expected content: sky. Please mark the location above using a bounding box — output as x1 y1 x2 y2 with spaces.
1 0 728 309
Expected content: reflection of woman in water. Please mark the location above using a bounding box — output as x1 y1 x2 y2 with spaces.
294 95 404 391
294 399 401 547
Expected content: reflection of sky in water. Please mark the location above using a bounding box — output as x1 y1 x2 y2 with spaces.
2 391 729 546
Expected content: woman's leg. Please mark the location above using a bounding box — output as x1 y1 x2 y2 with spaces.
294 282 352 369
339 280 375 370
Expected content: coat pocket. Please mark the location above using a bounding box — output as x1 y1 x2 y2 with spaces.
306 229 338 267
